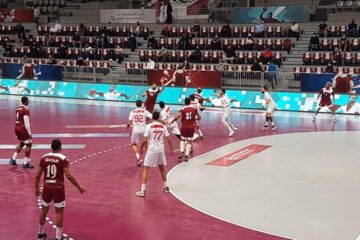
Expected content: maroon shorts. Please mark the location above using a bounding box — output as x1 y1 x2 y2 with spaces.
42 184 66 208
319 99 332 107
145 104 155 113
15 126 31 143
181 125 195 139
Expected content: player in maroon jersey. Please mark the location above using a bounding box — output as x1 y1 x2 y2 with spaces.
313 82 337 122
172 97 201 162
35 139 85 240
9 96 34 169
142 83 164 113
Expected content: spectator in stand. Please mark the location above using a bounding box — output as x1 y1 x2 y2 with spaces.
34 6 41 26
18 36 25 46
76 53 85 66
147 34 158 49
72 32 82 48
127 34 137 52
191 21 201 38
161 24 171 37
14 21 26 39
57 43 68 59
134 21 142 37
114 45 123 63
102 22 112 37
338 34 348 51
261 48 273 64
245 34 254 50
79 23 87 40
47 54 57 65
210 35 221 50
159 1 167 24
158 46 168 62
255 21 265 37
251 61 262 72
267 61 277 89
178 33 189 50
223 46 236 64
309 33 320 51
84 44 93 60
166 2 173 24
220 21 232 38
288 22 300 41
180 59 190 69
3 42 12 57
325 63 334 73
318 22 327 37
97 33 107 48
333 47 342 66
347 19 357 37
189 46 202 63
49 20 62 35
27 35 35 47
146 58 156 69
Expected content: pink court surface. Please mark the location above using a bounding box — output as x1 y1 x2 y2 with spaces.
0 95 359 240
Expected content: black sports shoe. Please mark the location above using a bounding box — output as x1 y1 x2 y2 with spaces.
178 153 184 162
184 155 189 162
37 232 47 240
9 159 17 166
164 186 170 193
22 162 34 169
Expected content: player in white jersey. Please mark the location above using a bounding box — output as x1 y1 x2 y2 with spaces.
127 100 153 166
218 88 237 136
189 94 205 140
159 101 181 139
261 86 276 130
134 111 173 197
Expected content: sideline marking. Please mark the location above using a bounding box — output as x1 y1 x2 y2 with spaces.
0 144 86 149
33 133 129 138
207 144 272 167
65 124 126 129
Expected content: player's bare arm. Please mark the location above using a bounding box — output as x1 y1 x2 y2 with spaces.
34 167 44 196
24 115 32 139
126 120 132 130
64 167 85 193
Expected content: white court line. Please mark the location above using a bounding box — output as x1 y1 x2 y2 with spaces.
65 124 126 129
356 234 360 240
0 144 86 149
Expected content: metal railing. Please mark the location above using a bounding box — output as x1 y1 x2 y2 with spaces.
62 65 112 83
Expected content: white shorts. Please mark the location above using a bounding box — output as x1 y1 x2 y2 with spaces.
144 151 167 167
167 122 180 135
41 199 66 208
266 105 276 114
131 129 145 145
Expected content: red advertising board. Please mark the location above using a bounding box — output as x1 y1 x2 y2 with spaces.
0 9 34 23
207 144 272 167
148 69 221 88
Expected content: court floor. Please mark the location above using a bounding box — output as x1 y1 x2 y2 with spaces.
0 94 359 240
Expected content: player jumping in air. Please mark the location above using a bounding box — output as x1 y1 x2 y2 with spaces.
142 83 164 113
261 86 277 130
127 100 153 166
313 82 337 122
35 139 85 240
159 101 181 139
218 88 237 136
134 111 173 197
172 97 201 162
9 96 34 169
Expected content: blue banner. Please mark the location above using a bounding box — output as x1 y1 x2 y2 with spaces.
300 73 360 94
3 63 63 81
234 6 308 24
0 79 359 114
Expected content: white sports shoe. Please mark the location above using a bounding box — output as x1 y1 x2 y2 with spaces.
134 191 146 197
229 130 235 137
232 126 238 131
272 126 277 131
